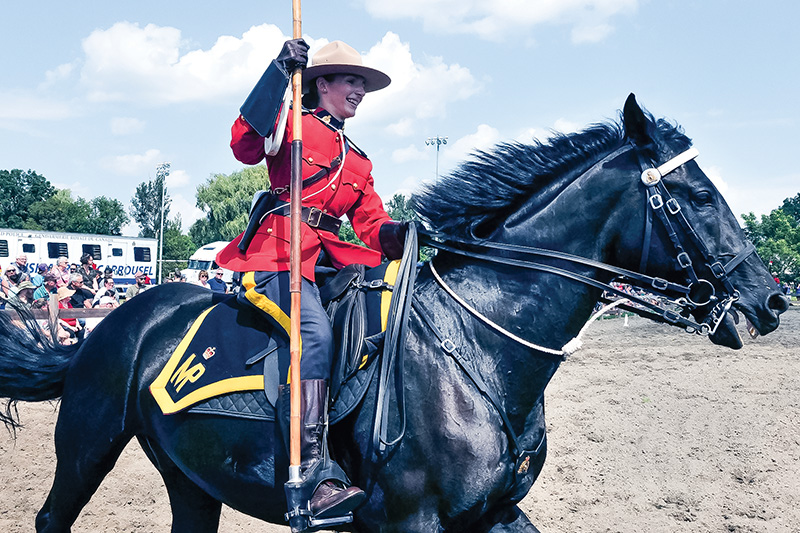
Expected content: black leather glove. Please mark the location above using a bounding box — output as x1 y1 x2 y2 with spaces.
379 221 409 261
276 39 309 74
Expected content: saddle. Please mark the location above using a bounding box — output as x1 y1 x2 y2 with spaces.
149 261 400 424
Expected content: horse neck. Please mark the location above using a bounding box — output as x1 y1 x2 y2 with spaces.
427 160 643 430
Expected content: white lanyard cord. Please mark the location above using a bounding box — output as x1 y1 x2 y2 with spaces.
428 260 631 357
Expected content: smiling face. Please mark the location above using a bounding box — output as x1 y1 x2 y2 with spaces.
316 74 367 121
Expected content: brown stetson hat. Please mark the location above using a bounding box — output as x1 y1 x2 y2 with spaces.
303 41 391 93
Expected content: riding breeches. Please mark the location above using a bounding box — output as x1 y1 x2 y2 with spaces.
238 271 333 383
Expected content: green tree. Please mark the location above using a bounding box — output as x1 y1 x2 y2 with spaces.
781 193 800 225
27 189 87 231
85 196 129 235
0 169 56 228
27 190 129 235
743 207 800 281
190 166 267 245
130 172 171 238
161 216 197 273
338 193 433 261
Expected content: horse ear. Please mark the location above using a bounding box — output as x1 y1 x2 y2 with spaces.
623 93 656 148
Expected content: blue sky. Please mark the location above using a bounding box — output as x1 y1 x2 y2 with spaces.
1 1 797 236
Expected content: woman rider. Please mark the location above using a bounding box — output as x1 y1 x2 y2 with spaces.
216 39 406 520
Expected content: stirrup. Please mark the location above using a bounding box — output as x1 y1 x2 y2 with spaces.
284 505 353 532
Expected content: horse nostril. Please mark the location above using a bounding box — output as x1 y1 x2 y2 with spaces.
767 292 790 315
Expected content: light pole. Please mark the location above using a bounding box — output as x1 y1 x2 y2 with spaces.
425 136 448 182
156 162 170 285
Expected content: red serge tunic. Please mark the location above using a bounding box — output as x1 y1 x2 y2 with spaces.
216 108 393 281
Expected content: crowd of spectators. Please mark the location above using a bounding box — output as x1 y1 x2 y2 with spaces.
4 255 228 343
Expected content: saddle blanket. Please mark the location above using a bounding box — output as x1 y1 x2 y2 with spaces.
149 261 400 420
149 295 281 415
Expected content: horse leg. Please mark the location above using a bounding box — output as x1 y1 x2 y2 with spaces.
473 505 541 533
137 436 222 533
35 420 132 532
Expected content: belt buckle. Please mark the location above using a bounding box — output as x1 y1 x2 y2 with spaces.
307 207 323 228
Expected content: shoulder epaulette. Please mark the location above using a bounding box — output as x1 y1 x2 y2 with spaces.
343 136 368 158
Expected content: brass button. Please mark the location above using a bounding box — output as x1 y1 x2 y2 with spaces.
267 228 273 234
308 157 314 164
331 184 336 191
352 182 359 189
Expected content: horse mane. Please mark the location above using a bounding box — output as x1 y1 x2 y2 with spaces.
411 111 691 237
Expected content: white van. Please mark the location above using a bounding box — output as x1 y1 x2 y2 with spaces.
181 241 233 286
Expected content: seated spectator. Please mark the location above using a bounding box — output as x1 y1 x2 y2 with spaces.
68 273 94 309
34 272 58 303
78 254 101 293
92 277 119 307
31 263 49 288
195 270 210 289
125 272 148 300
14 254 30 282
2 264 22 297
51 257 71 287
56 286 81 344
208 268 228 293
6 280 36 309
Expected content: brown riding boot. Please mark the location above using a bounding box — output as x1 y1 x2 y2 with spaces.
293 379 366 518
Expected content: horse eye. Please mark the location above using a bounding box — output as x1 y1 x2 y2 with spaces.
694 191 714 206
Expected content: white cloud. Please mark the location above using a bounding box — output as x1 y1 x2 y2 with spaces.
101 148 163 176
392 144 429 164
110 117 146 136
348 32 481 133
514 127 542 143
0 91 74 121
78 22 303 105
169 192 205 228
42 63 75 87
703 164 729 195
571 23 614 44
362 0 638 42
166 169 191 188
441 124 502 169
553 118 581 133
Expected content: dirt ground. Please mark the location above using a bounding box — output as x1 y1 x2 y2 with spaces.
1 306 798 532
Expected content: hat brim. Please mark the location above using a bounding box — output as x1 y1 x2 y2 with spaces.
303 64 391 93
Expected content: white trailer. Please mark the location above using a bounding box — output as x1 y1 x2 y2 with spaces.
0 228 157 291
181 241 233 285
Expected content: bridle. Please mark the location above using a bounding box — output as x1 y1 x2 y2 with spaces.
419 143 757 356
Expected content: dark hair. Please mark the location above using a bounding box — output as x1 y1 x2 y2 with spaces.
80 253 91 265
302 74 336 110
104 266 113 274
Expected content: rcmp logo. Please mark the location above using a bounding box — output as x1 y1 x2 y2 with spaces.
202 346 216 360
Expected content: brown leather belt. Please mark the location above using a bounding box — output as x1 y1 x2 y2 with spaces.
276 202 342 234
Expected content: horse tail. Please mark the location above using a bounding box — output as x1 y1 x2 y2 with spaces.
0 302 80 427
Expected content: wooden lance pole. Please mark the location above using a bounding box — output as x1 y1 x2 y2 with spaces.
288 0 304 484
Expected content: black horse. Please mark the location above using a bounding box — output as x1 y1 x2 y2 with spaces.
0 95 789 532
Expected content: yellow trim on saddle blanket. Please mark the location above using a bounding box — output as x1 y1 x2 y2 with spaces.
149 304 264 415
380 259 401 332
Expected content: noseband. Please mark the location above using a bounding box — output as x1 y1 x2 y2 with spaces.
419 144 756 354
